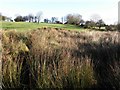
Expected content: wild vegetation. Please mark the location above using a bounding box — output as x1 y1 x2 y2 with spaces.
1 27 120 89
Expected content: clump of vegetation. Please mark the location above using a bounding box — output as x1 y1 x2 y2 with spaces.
1 30 29 88
1 28 120 89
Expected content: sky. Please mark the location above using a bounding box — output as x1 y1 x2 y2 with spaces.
0 0 119 24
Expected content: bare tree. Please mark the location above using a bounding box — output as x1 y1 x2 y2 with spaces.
28 14 34 22
90 14 101 23
61 17 64 24
36 11 43 23
66 13 82 25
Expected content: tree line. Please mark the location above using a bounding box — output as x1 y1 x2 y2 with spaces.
0 12 119 31
14 11 43 23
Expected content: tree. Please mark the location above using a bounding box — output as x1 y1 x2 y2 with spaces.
66 13 82 25
90 14 101 23
1 16 7 21
44 18 49 23
34 16 37 22
84 21 91 28
61 16 66 24
89 20 96 29
96 19 105 29
0 14 7 21
84 20 96 29
22 16 29 22
80 19 84 25
51 17 58 23
28 14 34 22
14 15 23 22
36 11 43 23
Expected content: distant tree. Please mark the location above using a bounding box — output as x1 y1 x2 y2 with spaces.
84 21 91 28
22 16 29 22
14 15 23 22
28 14 34 22
51 17 58 23
105 24 117 31
34 16 37 22
80 19 84 24
96 19 105 29
66 14 73 24
89 20 96 29
36 11 43 23
63 16 67 23
0 14 7 21
90 14 101 23
66 13 82 25
2 16 7 21
61 17 66 24
44 18 49 23
84 20 96 29
61 17 63 24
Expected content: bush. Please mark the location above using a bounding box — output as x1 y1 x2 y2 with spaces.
105 25 117 31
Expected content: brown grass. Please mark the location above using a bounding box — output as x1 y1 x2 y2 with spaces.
1 28 120 89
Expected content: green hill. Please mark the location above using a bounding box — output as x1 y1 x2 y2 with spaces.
2 21 85 31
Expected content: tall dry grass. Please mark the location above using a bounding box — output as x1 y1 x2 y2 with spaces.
1 28 120 89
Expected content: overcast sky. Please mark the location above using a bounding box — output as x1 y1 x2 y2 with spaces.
0 0 119 24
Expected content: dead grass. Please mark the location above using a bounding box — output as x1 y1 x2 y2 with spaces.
1 28 120 89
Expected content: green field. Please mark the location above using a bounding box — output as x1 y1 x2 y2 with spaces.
1 21 85 31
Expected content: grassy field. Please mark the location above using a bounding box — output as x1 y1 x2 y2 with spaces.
1 27 120 89
1 21 120 89
1 21 85 31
